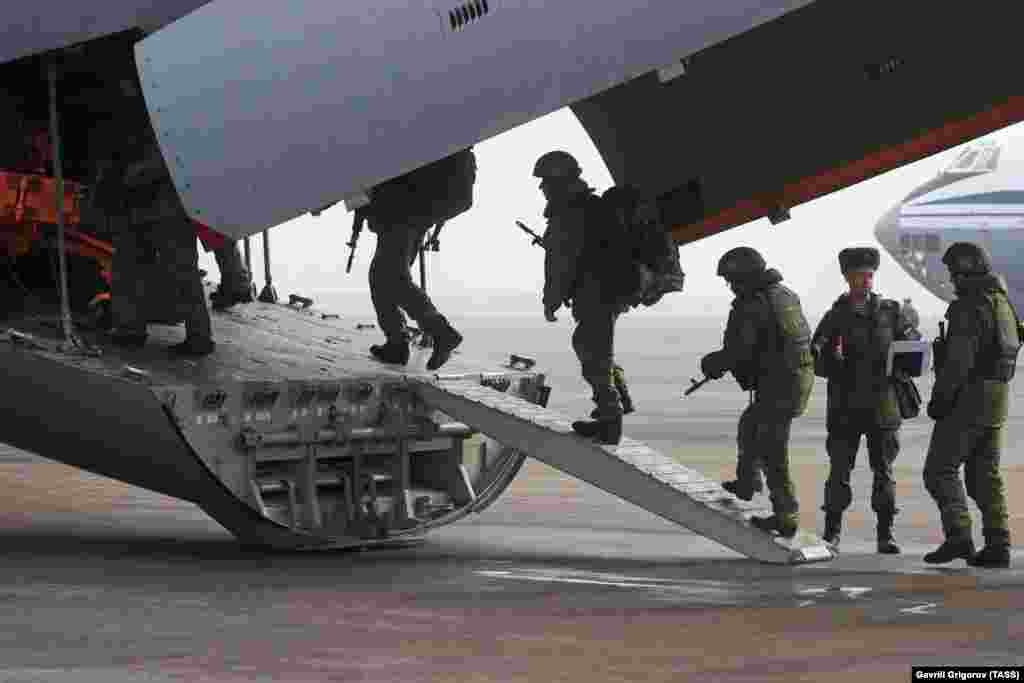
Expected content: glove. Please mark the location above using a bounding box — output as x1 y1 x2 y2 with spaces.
700 351 727 380
926 399 952 421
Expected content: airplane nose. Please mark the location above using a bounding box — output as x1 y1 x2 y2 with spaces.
874 204 901 255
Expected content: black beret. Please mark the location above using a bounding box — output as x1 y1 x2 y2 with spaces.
839 247 880 273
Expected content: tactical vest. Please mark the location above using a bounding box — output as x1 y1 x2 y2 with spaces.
758 284 813 373
976 290 1021 382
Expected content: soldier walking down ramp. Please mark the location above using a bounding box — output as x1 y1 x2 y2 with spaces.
363 149 476 371
811 247 920 554
923 242 1019 568
700 247 814 537
534 150 629 446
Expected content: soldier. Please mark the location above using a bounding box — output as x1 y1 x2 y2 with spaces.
210 240 254 310
923 242 1018 568
105 78 214 356
535 150 628 445
811 247 920 554
364 150 474 371
700 247 814 537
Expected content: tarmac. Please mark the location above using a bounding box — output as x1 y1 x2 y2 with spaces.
1 440 1021 682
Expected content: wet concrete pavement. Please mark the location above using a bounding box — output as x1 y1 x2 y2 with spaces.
1 449 1022 682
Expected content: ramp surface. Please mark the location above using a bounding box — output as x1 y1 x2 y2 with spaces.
415 378 835 564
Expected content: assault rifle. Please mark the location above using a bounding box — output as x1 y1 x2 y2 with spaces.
683 376 712 397
345 209 365 274
932 321 947 373
515 220 544 248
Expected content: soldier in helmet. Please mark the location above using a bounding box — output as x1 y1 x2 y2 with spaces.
810 246 921 554
700 247 814 537
534 150 628 445
363 149 476 371
923 241 1018 568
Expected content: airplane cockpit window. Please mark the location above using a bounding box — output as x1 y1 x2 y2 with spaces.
945 141 1000 174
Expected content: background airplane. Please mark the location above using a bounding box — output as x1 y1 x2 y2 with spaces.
874 138 1024 312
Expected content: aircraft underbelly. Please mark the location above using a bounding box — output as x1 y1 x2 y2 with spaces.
133 0 811 238
0 2 212 65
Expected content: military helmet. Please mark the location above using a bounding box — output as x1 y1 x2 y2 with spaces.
942 241 991 275
716 246 766 280
838 246 880 274
533 150 581 180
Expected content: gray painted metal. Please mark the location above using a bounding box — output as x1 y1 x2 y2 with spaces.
0 2 212 65
133 0 812 238
414 379 835 564
0 295 541 549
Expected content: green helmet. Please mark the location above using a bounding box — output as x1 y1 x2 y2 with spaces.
942 241 991 276
717 246 766 280
533 151 581 180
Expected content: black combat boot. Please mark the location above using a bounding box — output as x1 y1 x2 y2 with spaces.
876 513 900 554
923 536 976 565
723 477 763 502
572 415 623 445
210 283 254 310
370 340 410 365
969 529 1011 568
109 329 148 348
822 511 842 549
170 336 215 357
426 319 462 371
750 515 798 538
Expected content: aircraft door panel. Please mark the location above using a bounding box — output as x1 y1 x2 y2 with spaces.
134 0 813 239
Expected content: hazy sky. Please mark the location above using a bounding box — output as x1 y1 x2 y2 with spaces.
202 110 1024 322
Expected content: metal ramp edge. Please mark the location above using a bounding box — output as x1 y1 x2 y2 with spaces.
413 378 835 565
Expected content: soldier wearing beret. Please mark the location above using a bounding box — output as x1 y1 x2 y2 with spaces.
810 247 920 553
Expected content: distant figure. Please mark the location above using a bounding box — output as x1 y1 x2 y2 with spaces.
923 242 1018 568
901 297 920 332
700 247 813 538
810 247 921 554
534 150 627 445
195 224 253 310
362 149 476 371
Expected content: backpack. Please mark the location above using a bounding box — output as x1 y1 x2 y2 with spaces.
366 147 476 230
597 185 685 308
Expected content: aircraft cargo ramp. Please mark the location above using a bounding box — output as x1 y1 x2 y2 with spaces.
414 378 836 565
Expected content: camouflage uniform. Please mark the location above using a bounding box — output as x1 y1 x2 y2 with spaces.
211 239 253 308
544 179 625 418
702 256 814 536
365 150 475 370
812 290 919 551
109 122 213 354
924 256 1018 566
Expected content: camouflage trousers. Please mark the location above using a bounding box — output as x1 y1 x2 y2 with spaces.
823 423 899 517
737 400 799 524
213 240 251 295
923 419 1010 541
368 222 442 343
111 218 211 340
571 300 622 419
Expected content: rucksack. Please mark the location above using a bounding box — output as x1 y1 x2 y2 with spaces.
597 185 685 308
366 147 476 230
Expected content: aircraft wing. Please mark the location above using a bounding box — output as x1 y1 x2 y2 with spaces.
571 2 1024 246
0 2 212 66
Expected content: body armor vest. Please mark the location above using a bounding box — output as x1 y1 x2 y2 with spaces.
758 284 813 373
